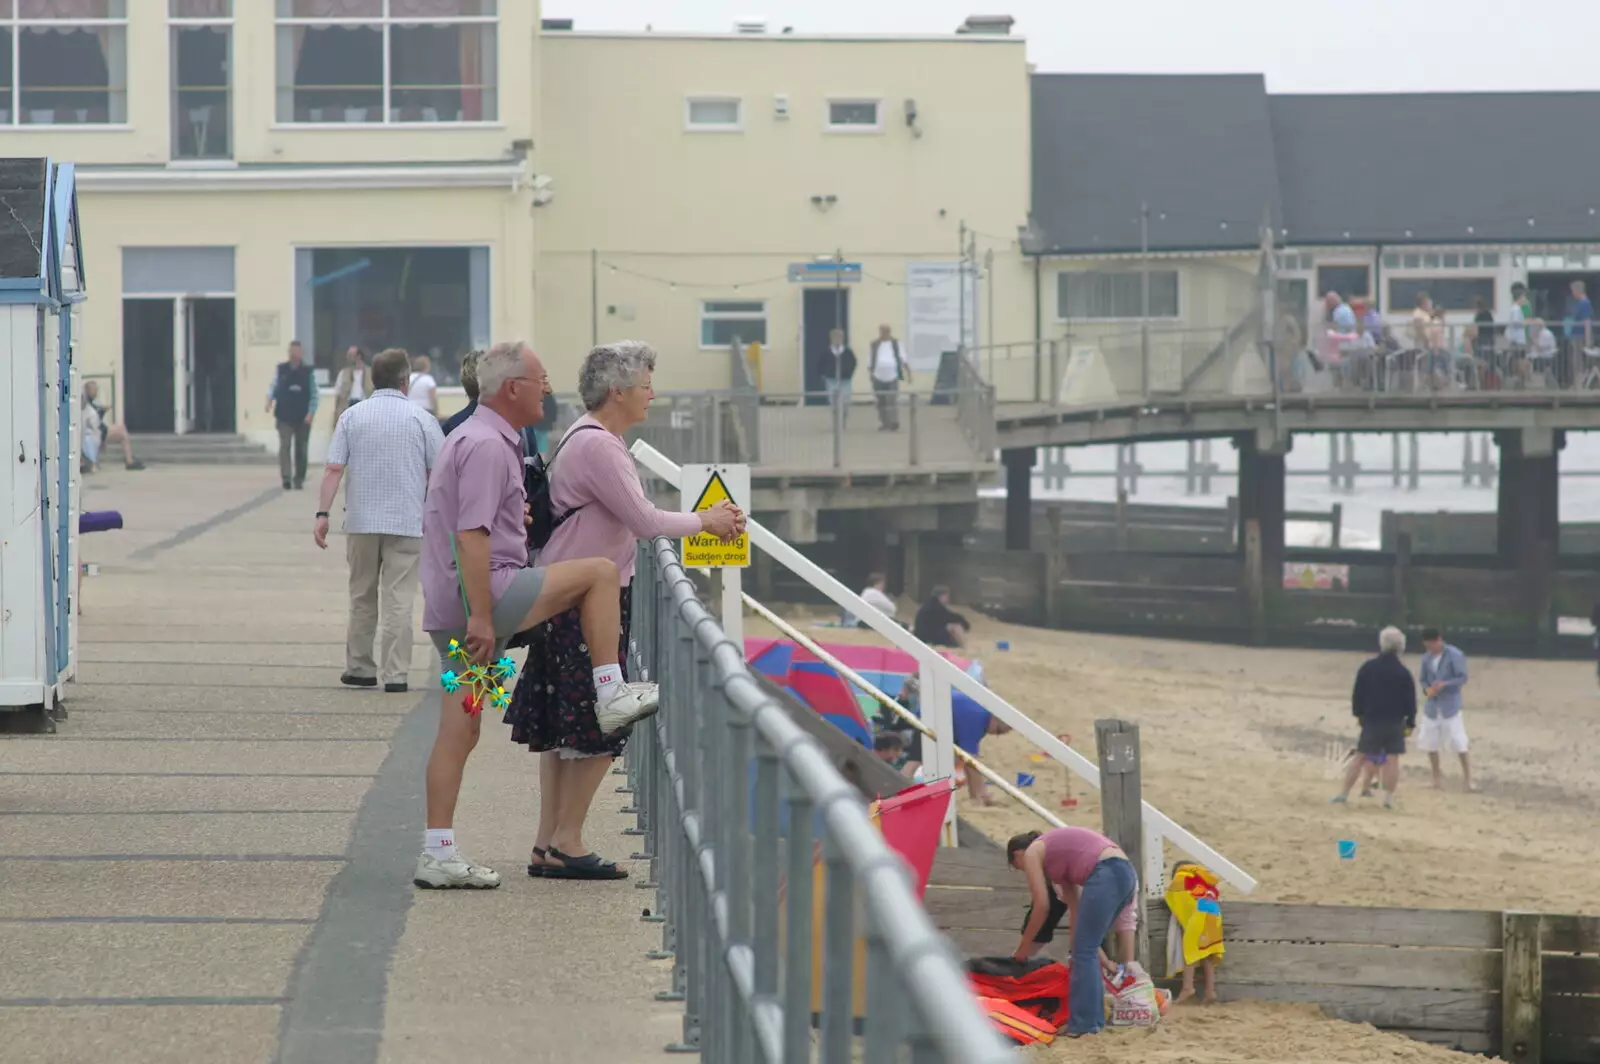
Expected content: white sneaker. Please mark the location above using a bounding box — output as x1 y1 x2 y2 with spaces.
413 852 502 890
597 682 660 736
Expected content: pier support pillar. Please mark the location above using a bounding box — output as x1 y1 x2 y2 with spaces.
1002 447 1037 551
1496 429 1562 653
1236 431 1290 573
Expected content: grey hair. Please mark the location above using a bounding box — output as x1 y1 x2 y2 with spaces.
579 340 656 411
476 340 529 398
1378 626 1406 655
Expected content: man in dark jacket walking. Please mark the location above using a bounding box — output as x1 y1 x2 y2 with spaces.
821 327 857 426
266 340 318 490
1332 625 1416 809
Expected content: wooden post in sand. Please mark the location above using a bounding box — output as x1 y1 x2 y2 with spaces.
1243 518 1265 643
1094 719 1150 970
1500 911 1542 1064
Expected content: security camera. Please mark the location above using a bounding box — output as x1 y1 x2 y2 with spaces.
531 174 554 207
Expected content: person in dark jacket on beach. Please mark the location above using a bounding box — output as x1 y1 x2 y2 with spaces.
1332 625 1416 809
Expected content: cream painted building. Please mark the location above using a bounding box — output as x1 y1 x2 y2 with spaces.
3 2 1034 455
4 0 540 454
535 25 1032 395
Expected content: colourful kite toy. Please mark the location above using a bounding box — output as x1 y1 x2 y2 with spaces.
442 641 517 716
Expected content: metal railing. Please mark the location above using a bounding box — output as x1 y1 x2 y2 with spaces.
626 537 1014 1062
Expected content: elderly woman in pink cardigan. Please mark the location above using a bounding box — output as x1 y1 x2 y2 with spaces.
505 340 743 880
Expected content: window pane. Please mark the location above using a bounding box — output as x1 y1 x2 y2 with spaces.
390 0 496 14
1382 253 1400 268
21 0 124 15
1442 253 1460 268
19 24 126 124
170 0 231 16
1058 271 1178 318
310 247 475 385
1462 253 1479 268
1422 253 1440 268
1316 264 1369 299
0 2 11 18
1389 277 1496 312
1482 252 1500 267
702 316 767 346
390 21 496 121
172 26 230 158
0 28 12 125
829 100 878 126
277 0 380 15
277 23 382 122
702 300 763 314
688 98 739 126
1402 254 1419 269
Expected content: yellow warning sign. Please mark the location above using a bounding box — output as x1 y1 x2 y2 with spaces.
680 464 750 568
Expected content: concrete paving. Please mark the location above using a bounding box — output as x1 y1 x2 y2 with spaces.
0 466 678 1063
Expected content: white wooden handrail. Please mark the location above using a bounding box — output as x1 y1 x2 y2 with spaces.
630 439 1257 895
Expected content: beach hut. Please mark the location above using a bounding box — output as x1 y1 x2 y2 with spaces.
0 158 85 726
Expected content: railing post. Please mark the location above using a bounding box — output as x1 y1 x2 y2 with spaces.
832 385 843 469
781 770 815 1062
908 391 920 467
821 827 856 1063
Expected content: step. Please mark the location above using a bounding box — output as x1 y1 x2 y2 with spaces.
128 434 276 465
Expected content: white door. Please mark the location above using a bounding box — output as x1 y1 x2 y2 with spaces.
174 297 196 434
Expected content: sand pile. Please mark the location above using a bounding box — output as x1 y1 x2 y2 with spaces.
1025 1002 1480 1063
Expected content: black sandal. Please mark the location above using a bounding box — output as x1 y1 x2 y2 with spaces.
527 846 550 878
543 847 628 880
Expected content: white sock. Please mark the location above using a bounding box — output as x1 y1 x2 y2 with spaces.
424 828 457 861
593 663 624 702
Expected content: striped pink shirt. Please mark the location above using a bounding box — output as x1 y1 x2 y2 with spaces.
537 414 702 585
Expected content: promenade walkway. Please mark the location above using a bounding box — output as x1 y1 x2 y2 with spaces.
0 467 675 1064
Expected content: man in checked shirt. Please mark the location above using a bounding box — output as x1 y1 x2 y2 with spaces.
313 347 445 694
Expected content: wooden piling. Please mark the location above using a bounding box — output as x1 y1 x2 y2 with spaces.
1094 719 1150 970
1499 911 1542 1064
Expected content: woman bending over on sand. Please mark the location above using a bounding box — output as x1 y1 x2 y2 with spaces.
1008 826 1139 1037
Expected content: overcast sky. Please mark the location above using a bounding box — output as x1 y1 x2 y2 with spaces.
546 0 1598 94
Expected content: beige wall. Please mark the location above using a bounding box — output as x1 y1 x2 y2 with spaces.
534 32 1032 393
77 186 536 454
3 3 539 166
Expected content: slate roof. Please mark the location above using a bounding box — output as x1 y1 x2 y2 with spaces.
0 158 48 280
1031 79 1600 253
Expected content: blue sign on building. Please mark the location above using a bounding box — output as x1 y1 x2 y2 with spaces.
787 261 862 284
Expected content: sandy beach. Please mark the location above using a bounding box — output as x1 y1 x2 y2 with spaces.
752 604 1598 1061
754 606 1600 915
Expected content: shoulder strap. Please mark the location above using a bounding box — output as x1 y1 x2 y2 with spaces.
544 423 604 471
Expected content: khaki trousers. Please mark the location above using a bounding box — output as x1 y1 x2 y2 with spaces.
345 533 422 685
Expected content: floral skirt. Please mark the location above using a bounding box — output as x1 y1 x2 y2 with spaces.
503 587 631 758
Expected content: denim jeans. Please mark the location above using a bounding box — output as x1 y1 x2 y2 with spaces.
1067 856 1137 1035
822 378 852 425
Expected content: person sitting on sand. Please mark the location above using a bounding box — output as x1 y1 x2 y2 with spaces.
913 585 970 649
1008 827 1138 1038
1332 626 1415 809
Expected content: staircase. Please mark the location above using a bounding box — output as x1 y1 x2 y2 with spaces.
128 433 275 465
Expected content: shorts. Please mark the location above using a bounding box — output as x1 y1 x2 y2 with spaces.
1023 873 1139 943
427 566 547 668
1415 713 1468 755
1357 722 1406 759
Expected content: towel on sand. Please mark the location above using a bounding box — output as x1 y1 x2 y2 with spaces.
1165 862 1225 978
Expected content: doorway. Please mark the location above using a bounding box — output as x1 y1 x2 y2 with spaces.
188 298 236 433
123 299 175 432
801 286 851 404
121 296 237 434
1526 271 1600 324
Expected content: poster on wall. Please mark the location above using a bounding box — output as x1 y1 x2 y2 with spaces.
905 261 980 374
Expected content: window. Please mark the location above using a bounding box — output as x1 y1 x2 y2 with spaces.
2 1 127 127
1389 277 1496 312
1462 252 1479 268
826 98 880 131
1057 270 1180 320
685 95 740 130
700 300 767 347
1382 253 1400 269
1482 252 1500 268
170 0 231 159
275 0 497 125
296 246 490 385
1315 264 1370 300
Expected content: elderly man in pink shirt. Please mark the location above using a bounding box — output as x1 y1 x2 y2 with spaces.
507 339 743 880
413 341 657 890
